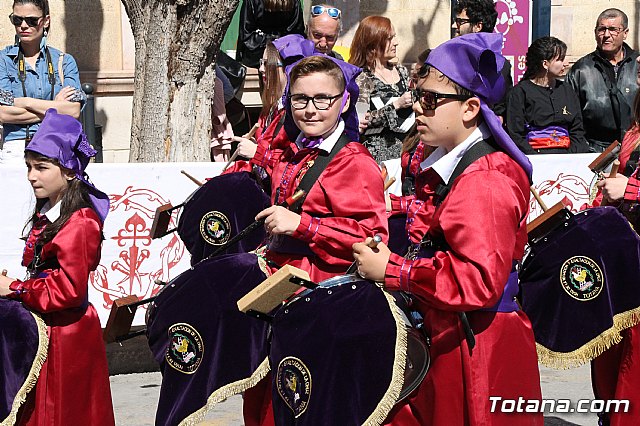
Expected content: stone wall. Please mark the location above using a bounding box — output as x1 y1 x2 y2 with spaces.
1 1 638 162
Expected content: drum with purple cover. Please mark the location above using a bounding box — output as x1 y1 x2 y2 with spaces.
269 274 429 426
145 252 270 425
0 299 48 424
520 206 640 368
177 171 270 265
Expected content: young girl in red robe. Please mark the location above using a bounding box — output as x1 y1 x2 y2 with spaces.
0 109 114 426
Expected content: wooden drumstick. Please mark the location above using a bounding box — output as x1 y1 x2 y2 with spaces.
609 160 620 178
222 123 260 172
380 164 388 182
384 177 396 192
1 269 7 276
367 234 383 248
530 186 548 212
180 170 203 186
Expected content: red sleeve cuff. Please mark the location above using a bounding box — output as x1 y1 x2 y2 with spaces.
385 253 411 291
292 213 320 243
251 143 270 168
624 176 640 203
7 280 26 300
389 194 414 214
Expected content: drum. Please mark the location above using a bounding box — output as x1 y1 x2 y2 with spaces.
0 299 48 424
269 274 430 426
146 252 270 425
177 171 271 264
520 206 640 369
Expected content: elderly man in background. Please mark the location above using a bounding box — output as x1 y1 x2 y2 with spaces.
306 3 343 59
567 8 639 152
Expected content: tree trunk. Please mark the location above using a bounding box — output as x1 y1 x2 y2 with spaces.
121 0 240 162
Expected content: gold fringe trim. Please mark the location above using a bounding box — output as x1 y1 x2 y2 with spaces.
363 289 408 426
1 312 49 426
178 357 270 426
537 305 640 370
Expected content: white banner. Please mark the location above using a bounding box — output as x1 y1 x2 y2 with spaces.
0 154 599 326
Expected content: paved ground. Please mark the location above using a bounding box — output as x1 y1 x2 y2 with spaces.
110 364 599 425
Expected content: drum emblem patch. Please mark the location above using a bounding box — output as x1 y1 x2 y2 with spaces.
200 211 231 245
560 256 604 301
166 323 204 374
276 357 312 418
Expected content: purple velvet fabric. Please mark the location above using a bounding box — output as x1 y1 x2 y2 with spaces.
520 207 640 353
177 172 270 265
426 33 533 180
0 299 42 420
146 253 269 425
269 277 399 425
387 214 411 256
25 109 110 222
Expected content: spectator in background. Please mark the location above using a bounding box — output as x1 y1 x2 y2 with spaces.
349 16 413 162
506 37 589 154
236 0 305 69
452 0 512 122
0 0 85 164
567 8 639 152
306 3 342 59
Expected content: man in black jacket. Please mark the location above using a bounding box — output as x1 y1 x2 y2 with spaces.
452 0 512 122
567 8 639 152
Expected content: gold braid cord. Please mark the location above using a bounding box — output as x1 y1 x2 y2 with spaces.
363 289 408 426
536 306 640 370
1 312 49 426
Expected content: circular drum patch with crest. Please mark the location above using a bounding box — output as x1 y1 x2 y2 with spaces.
166 323 204 374
199 211 231 245
276 357 312 418
559 256 604 301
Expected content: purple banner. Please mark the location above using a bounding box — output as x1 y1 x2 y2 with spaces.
494 0 532 85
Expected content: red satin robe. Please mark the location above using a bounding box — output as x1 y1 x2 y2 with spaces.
383 151 543 426
8 208 115 426
590 125 640 425
243 140 389 426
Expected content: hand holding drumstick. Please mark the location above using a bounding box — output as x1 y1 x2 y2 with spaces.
597 160 628 204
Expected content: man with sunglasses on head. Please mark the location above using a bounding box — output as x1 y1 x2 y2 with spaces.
306 4 343 60
452 0 512 123
566 8 639 153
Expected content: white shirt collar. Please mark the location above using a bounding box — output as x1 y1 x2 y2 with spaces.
40 200 62 222
295 120 345 153
419 123 491 184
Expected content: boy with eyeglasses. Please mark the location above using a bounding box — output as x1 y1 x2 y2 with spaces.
306 4 343 59
567 8 639 153
353 33 543 425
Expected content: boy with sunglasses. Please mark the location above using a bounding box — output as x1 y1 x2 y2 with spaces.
353 33 543 425
306 4 343 59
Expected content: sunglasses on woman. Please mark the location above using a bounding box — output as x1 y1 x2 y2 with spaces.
9 13 42 27
311 5 341 19
412 88 472 111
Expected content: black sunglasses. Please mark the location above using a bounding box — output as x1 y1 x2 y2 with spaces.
453 17 472 27
412 89 472 110
9 13 42 27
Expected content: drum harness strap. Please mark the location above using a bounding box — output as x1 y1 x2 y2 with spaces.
265 134 351 275
407 138 499 352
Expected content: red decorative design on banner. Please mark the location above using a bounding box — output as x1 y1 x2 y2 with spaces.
530 173 591 220
90 186 185 309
